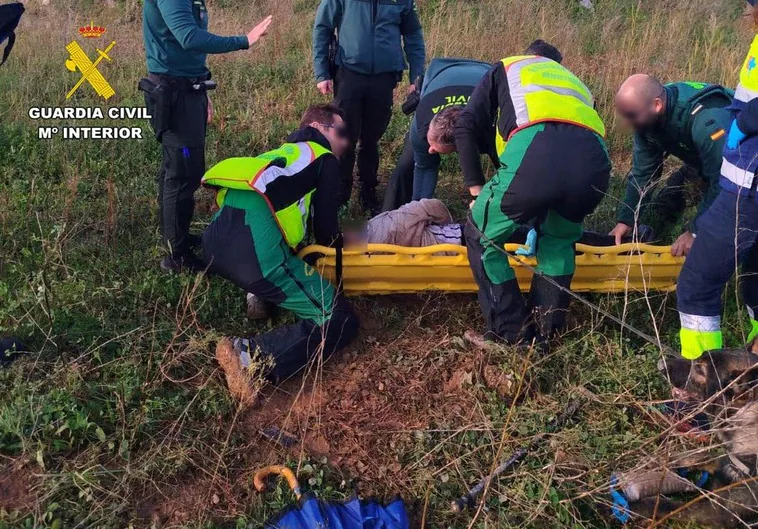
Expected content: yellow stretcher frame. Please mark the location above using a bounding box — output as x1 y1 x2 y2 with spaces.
298 243 685 296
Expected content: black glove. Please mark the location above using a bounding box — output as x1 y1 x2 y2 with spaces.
401 76 423 116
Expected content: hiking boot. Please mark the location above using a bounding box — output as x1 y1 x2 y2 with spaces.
215 338 268 406
160 251 206 274
246 293 274 320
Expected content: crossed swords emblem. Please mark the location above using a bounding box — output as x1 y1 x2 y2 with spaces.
65 40 116 100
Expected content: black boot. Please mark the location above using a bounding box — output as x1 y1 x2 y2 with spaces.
187 233 203 249
246 293 275 320
528 274 573 349
480 278 530 344
160 251 207 274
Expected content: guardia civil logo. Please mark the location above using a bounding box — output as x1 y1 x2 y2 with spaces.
65 21 116 100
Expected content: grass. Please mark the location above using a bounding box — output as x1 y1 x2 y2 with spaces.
0 0 755 527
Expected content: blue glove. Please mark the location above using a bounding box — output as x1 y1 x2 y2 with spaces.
515 228 537 257
726 120 747 150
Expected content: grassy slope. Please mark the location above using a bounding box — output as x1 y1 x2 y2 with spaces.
0 0 753 527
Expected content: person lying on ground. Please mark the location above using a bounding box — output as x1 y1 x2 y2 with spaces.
346 198 654 249
454 40 611 350
382 57 493 211
201 104 360 405
611 75 733 257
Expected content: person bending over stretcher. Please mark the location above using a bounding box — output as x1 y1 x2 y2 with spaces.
202 104 359 404
455 41 612 349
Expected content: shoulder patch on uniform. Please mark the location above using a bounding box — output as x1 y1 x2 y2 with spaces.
710 128 726 141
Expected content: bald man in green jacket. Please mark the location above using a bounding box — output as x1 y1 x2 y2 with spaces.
611 76 733 256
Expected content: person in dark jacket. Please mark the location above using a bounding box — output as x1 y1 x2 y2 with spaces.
142 0 272 273
312 0 426 213
202 105 359 403
611 75 733 256
382 57 493 211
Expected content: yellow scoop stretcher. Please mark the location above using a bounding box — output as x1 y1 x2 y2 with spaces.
298 243 684 296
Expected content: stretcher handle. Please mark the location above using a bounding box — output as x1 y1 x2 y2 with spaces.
299 242 681 259
253 465 302 500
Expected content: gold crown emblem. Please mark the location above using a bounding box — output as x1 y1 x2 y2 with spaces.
79 21 106 38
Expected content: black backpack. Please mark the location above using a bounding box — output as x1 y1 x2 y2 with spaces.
0 2 24 67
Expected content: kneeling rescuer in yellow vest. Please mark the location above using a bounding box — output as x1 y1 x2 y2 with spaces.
454 41 611 348
202 104 359 402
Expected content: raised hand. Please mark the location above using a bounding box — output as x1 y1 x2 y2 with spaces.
247 15 273 47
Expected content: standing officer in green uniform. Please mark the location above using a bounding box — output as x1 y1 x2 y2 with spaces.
455 42 611 348
202 105 359 403
141 0 272 272
610 74 733 256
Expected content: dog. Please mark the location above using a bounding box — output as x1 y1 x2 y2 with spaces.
625 340 758 527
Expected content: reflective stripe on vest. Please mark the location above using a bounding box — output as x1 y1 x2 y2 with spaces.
721 157 757 189
735 34 758 104
495 55 606 155
202 141 331 248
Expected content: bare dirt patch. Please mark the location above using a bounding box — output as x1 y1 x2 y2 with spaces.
233 297 523 496
0 459 38 513
137 297 524 524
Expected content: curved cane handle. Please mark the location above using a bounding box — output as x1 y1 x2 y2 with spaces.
253 465 302 500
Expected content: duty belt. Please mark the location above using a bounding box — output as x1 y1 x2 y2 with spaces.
147 73 212 91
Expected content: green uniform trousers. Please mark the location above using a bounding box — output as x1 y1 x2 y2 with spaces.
466 123 611 344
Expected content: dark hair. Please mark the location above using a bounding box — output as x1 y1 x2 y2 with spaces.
299 104 345 129
428 105 464 146
524 39 563 64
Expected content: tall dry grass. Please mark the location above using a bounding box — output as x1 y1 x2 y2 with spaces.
5 0 750 156
1 1 756 527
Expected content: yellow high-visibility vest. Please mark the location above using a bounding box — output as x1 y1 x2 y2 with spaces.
495 55 606 156
202 141 331 248
735 34 758 104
